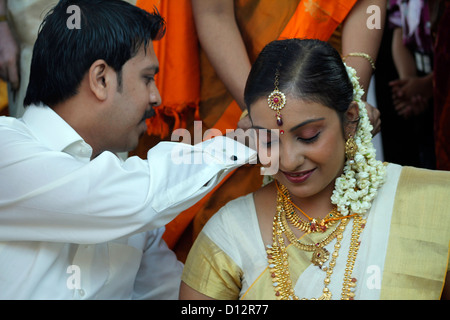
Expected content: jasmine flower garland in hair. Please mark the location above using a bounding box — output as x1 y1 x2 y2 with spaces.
330 64 386 216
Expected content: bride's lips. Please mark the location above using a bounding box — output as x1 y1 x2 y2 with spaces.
282 168 316 184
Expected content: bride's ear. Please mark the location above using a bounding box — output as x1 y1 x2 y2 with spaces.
344 101 360 138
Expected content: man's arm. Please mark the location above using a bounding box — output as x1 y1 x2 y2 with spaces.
0 129 256 244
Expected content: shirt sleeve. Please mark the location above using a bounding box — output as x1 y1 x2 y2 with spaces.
0 134 257 244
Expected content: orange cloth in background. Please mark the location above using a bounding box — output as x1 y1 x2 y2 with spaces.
279 0 357 40
136 0 200 139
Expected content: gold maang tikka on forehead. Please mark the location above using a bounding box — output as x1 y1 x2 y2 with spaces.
267 68 286 126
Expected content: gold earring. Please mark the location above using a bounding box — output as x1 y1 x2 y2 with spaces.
345 136 357 164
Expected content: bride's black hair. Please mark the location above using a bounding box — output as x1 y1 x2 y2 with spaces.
244 38 354 122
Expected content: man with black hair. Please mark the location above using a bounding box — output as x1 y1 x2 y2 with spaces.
0 0 256 299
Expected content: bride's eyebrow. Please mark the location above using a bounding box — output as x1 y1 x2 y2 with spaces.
251 125 269 130
289 118 325 132
251 118 325 131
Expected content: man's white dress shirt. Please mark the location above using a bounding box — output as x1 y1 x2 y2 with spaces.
0 105 257 299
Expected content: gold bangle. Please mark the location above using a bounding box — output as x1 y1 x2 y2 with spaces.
239 109 249 120
343 52 376 71
0 15 7 23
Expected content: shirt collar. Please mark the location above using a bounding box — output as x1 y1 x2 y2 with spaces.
22 104 93 159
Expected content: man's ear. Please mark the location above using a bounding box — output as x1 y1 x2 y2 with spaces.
344 101 360 138
88 59 110 101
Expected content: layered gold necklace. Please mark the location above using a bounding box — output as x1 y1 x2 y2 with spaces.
267 181 366 300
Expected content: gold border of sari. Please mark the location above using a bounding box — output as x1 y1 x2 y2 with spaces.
380 167 450 299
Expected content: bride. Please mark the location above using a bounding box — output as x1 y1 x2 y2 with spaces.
179 38 450 300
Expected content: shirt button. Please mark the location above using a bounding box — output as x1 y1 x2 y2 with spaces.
78 289 85 297
230 155 238 161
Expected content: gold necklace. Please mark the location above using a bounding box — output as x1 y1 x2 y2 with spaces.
275 180 359 230
341 214 365 300
267 185 366 300
276 182 343 268
280 207 343 269
280 183 341 233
